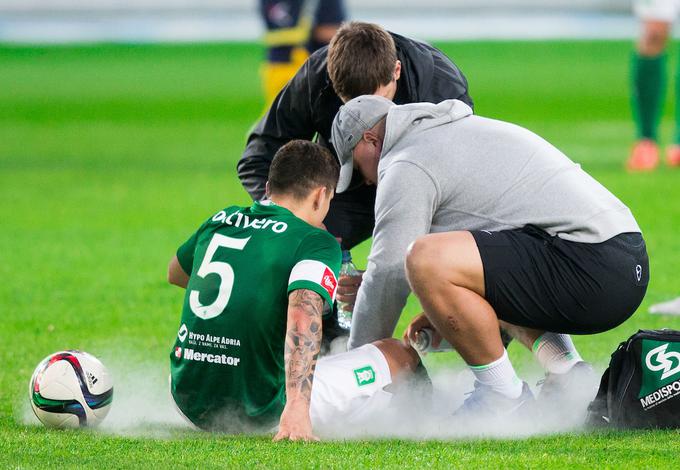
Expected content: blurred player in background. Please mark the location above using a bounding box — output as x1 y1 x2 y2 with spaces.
629 0 680 170
168 140 427 440
628 2 680 339
260 0 346 105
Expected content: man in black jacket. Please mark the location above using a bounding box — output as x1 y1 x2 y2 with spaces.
238 22 472 250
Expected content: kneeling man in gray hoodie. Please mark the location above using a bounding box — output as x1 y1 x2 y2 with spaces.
331 96 648 418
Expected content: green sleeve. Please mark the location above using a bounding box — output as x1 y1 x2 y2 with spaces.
287 230 342 308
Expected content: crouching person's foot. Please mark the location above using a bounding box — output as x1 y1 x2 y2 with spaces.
535 361 597 426
453 380 534 425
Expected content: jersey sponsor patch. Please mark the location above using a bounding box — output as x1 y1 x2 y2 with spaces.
321 267 337 299
182 348 241 367
289 260 338 301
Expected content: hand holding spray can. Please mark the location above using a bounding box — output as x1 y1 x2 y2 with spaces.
411 328 454 353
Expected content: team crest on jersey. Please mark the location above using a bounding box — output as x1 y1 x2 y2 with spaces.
321 267 337 298
354 366 376 386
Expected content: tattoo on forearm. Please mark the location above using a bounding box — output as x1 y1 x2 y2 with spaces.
285 289 323 403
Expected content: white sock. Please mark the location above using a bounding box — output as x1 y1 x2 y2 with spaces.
532 332 583 374
469 349 523 399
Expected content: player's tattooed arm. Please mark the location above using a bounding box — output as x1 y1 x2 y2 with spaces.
284 288 323 403
274 289 323 441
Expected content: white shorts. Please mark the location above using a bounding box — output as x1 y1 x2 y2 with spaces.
635 0 680 22
169 343 393 431
310 343 393 429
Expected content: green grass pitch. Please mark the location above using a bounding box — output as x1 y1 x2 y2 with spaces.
1 41 679 468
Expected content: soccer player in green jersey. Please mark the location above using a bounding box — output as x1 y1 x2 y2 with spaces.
629 0 680 170
167 140 425 441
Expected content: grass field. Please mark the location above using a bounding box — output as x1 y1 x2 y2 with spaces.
1 40 680 468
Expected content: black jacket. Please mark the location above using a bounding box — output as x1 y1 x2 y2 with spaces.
238 32 473 201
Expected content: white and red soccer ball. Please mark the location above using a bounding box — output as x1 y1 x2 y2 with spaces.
29 350 113 428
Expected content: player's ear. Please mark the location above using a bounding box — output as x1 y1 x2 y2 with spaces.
265 181 271 198
320 186 332 203
393 60 401 81
312 186 328 211
311 186 320 211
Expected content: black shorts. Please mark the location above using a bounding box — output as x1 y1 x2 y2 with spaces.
471 226 649 334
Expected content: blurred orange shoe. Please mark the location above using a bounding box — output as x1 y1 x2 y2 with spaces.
666 145 680 167
627 140 659 172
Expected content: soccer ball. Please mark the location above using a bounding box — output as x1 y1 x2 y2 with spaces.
29 350 113 428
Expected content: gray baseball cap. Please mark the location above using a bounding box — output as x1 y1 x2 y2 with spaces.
331 95 394 193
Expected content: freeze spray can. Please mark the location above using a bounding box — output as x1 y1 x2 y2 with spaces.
411 328 454 353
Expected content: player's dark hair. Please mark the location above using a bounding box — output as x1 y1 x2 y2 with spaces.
327 22 397 102
268 140 340 200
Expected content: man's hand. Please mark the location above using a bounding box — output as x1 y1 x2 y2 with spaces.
273 400 319 442
403 312 443 349
336 271 364 311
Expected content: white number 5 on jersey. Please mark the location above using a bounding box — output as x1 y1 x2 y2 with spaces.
189 234 250 320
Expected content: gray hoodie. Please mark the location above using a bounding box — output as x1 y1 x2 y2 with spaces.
348 99 640 349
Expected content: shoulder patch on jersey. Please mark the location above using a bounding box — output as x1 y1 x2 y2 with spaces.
321 267 337 299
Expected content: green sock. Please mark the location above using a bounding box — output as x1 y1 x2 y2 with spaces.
675 51 680 144
631 52 667 141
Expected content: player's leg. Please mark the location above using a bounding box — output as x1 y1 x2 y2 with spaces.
259 0 310 105
498 321 584 375
371 338 429 385
309 339 429 432
497 321 592 411
668 0 680 166
404 231 531 418
629 0 674 170
669 70 680 166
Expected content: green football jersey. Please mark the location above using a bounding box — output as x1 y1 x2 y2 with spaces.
170 201 341 430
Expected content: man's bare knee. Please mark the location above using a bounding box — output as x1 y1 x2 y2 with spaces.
405 236 440 288
406 231 483 296
405 234 457 286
